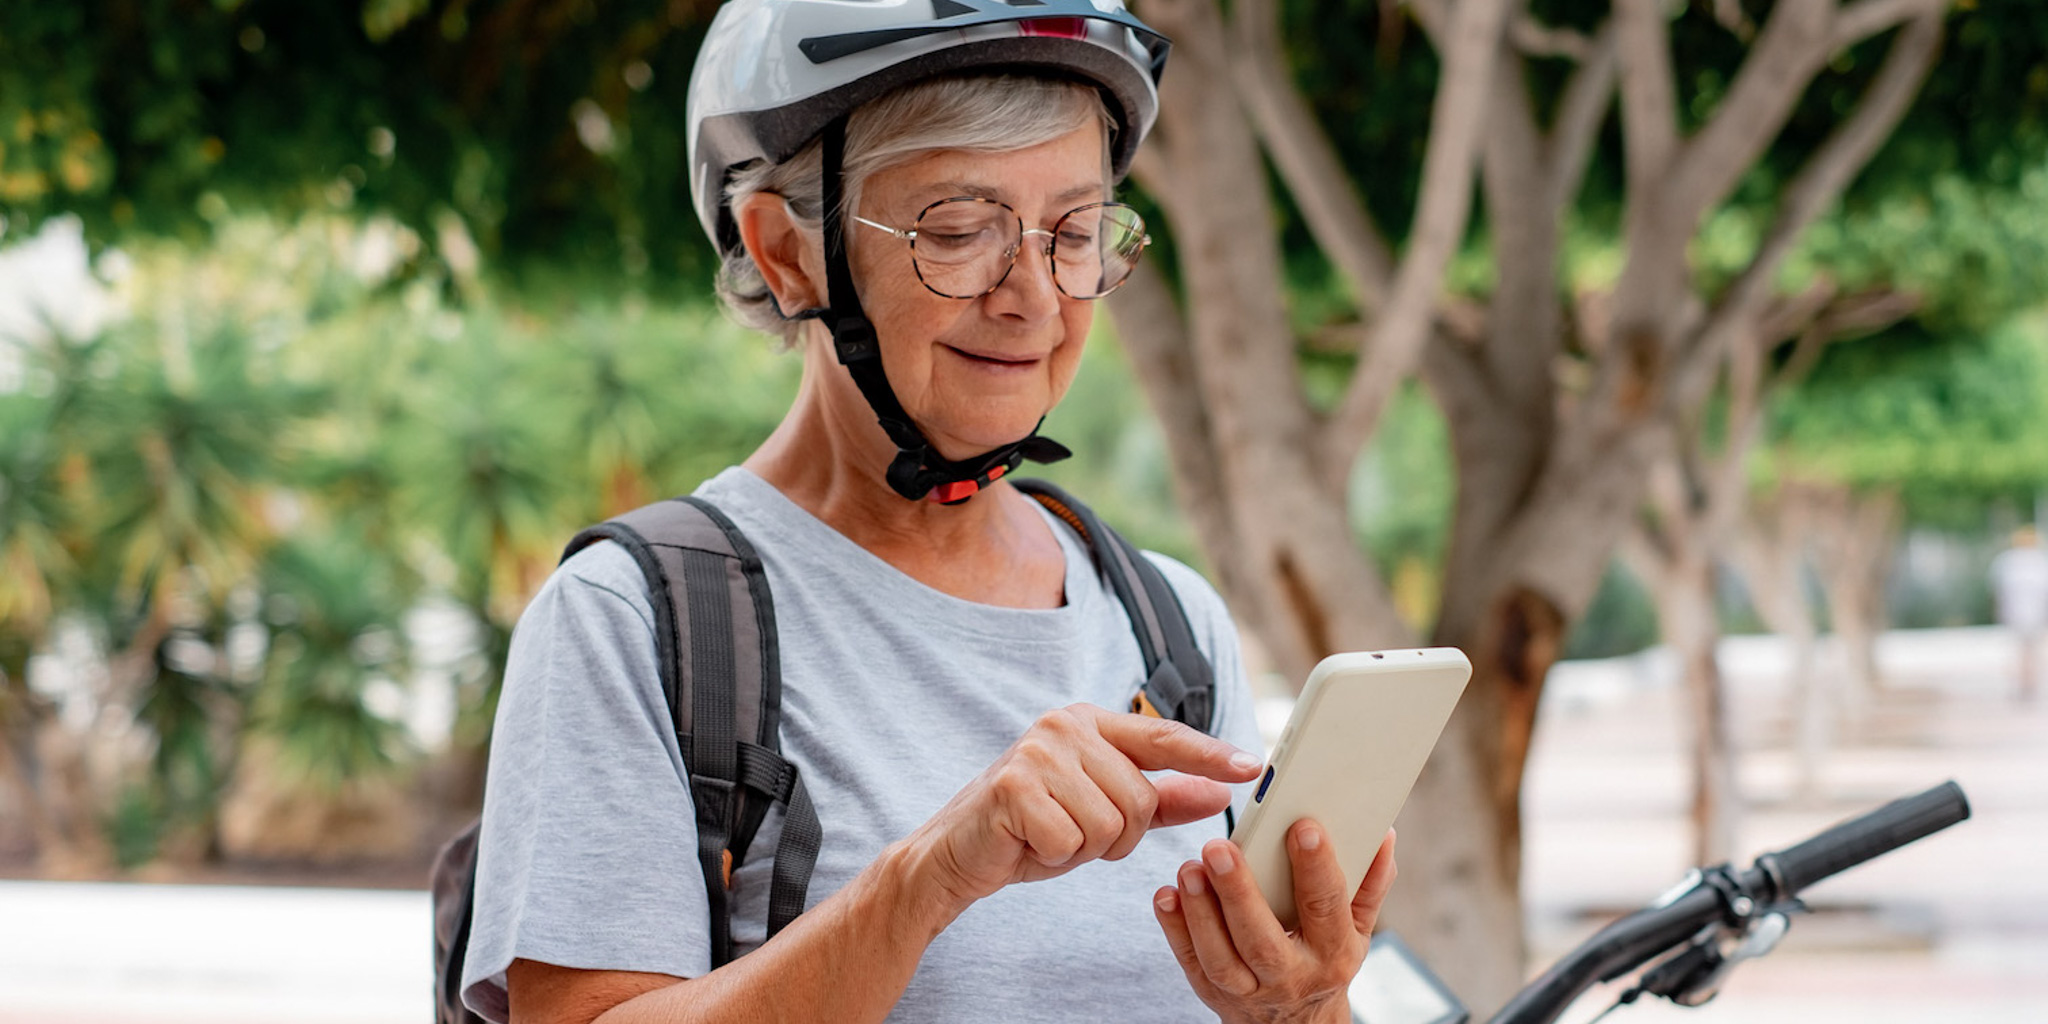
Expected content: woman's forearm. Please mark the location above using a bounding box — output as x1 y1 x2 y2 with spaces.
590 838 964 1024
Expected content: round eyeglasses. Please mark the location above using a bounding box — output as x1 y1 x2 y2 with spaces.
853 197 1152 301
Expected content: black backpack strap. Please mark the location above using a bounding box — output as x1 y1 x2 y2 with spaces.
1014 479 1216 734
430 821 485 1023
561 496 821 966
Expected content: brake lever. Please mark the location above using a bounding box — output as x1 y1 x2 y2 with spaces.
1638 928 1725 1006
1650 902 1804 1008
1596 893 1805 1018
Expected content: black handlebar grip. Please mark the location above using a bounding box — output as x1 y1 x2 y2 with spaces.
1766 781 1971 898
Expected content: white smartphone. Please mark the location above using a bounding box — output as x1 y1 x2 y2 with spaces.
1230 648 1472 931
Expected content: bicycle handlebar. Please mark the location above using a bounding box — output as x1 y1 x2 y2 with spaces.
1487 781 1971 1024
1763 780 1970 899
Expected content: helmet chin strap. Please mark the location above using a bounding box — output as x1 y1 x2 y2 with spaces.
817 116 1072 506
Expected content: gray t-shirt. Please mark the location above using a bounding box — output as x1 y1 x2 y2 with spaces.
463 467 1264 1023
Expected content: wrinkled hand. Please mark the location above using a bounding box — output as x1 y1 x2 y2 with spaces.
907 704 1266 909
1156 823 1398 1024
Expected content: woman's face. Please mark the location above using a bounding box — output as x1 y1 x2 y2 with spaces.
843 123 1107 460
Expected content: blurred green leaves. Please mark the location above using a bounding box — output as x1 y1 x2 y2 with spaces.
0 0 722 293
0 212 793 867
1766 315 2048 517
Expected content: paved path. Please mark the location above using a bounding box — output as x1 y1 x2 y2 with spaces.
0 882 424 1024
2 628 2043 1023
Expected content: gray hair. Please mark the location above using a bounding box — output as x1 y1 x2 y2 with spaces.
716 74 1115 345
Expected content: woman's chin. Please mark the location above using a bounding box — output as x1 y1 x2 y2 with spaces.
918 413 1055 461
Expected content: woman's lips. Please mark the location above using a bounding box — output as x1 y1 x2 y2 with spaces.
944 344 1044 367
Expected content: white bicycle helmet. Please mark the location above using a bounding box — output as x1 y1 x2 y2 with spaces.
686 0 1169 254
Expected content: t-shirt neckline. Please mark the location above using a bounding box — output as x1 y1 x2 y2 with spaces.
697 467 1101 637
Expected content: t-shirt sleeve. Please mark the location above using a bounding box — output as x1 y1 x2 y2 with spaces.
1141 551 1269 814
461 542 711 1023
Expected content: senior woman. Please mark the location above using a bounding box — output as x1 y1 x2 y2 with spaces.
460 1 1397 1021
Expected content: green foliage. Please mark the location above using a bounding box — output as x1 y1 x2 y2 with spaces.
1563 562 1661 660
137 632 238 830
106 784 166 869
0 386 71 634
253 528 411 793
3 210 798 862
1763 314 2048 519
0 0 723 293
1790 164 2048 336
1351 385 1454 570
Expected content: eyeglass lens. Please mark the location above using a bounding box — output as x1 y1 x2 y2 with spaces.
909 199 1147 300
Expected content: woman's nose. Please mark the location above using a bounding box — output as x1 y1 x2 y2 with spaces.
991 229 1062 316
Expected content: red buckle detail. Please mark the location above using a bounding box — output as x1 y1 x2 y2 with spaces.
986 464 1007 483
931 480 980 503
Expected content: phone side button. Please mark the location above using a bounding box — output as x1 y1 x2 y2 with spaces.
1254 765 1275 803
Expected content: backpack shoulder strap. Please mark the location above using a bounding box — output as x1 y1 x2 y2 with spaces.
561 496 821 966
1014 479 1216 735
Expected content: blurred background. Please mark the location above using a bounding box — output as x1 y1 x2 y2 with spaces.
0 0 2044 1021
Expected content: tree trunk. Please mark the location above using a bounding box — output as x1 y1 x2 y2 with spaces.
0 678 64 863
1633 545 1741 866
1731 489 1824 800
1813 487 1899 710
1731 493 1820 696
1385 585 1565 1015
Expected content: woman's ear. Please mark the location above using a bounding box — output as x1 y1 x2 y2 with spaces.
734 192 823 319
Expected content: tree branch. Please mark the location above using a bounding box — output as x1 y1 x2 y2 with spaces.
1671 0 1836 223
1770 312 1841 396
1510 15 1595 61
1480 42 1564 418
1713 0 1758 41
1834 0 1950 51
1547 20 1619 215
1621 508 1676 591
1766 286 1920 387
1322 0 1510 481
1614 0 1681 198
1701 321 1772 536
1230 0 1396 312
1813 288 1921 338
1680 11 1945 401
1755 277 1842 344
1407 0 1451 44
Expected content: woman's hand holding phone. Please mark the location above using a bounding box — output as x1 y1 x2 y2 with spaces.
1154 821 1398 1024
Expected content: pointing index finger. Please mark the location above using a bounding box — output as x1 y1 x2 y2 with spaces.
1095 712 1264 782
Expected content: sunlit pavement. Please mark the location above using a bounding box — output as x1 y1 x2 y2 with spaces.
0 882 424 1023
2 628 2044 1023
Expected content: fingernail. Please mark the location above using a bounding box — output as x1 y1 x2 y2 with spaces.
1204 842 1234 875
1229 750 1263 773
1297 823 1322 851
1181 864 1206 897
1156 889 1179 913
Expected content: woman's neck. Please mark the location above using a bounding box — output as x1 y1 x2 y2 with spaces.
743 342 1067 610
